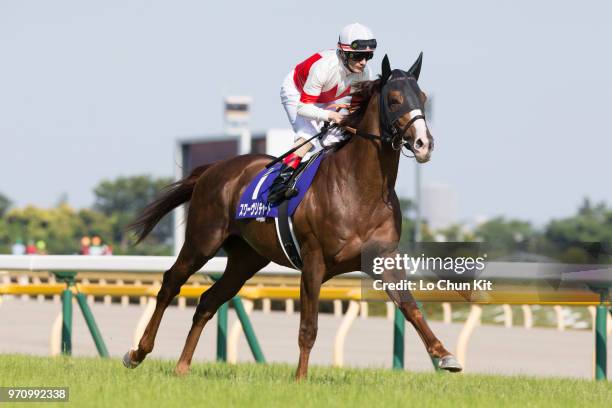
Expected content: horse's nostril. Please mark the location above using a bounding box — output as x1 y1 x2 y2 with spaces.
415 139 424 149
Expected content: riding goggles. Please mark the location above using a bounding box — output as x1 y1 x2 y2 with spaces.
350 39 377 51
346 51 374 61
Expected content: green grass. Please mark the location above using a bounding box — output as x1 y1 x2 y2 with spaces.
1 354 610 407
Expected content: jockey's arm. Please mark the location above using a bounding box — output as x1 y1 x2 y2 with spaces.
297 101 329 122
297 101 343 124
296 68 341 123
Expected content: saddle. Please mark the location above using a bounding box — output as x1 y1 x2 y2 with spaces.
236 150 326 269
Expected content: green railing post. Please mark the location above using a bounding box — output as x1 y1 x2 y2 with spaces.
231 297 266 363
54 271 109 358
209 273 228 362
61 288 73 355
594 291 608 380
54 272 77 356
392 307 404 369
208 273 265 364
216 302 228 362
75 293 109 357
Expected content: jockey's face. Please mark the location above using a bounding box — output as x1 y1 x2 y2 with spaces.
346 52 373 73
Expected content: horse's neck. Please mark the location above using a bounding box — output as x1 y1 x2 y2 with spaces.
335 95 401 203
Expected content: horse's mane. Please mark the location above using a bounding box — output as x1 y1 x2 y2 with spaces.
339 78 381 130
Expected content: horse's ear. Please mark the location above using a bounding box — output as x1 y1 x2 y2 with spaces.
407 52 423 81
381 54 391 86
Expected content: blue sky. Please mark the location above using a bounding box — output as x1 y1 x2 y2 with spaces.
1 0 610 225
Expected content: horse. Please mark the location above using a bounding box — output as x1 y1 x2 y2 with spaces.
123 53 462 379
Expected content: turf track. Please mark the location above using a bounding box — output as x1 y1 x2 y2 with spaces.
1 354 610 407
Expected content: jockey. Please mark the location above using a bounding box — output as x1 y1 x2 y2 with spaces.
267 22 377 205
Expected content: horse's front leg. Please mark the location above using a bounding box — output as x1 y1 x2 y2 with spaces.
295 250 325 381
380 254 462 372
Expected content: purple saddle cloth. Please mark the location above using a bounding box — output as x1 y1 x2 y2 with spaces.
236 153 324 219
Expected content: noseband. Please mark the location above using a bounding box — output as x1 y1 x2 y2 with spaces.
387 112 425 154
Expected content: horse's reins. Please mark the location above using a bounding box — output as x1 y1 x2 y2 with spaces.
268 88 425 169
265 122 332 169
337 112 425 155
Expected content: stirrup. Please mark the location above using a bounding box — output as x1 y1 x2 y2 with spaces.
285 186 298 199
267 181 291 205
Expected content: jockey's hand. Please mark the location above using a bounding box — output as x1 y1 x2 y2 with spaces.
328 111 345 124
327 103 350 111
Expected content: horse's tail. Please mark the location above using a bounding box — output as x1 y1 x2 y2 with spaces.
128 164 212 244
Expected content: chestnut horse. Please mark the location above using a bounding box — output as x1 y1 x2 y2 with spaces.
123 54 462 378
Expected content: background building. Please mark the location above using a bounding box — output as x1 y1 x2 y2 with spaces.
421 183 457 231
173 96 294 254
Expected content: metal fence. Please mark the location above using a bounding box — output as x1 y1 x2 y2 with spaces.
0 255 610 380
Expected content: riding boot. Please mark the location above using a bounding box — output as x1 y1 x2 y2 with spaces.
267 164 297 205
267 153 302 206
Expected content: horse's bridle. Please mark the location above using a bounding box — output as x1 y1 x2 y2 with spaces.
339 75 425 156
379 71 426 154
387 112 425 154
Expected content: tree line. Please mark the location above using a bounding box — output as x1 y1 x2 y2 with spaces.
0 176 173 255
399 197 611 263
0 178 610 262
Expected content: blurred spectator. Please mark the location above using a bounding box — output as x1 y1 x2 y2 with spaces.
36 240 47 255
25 240 37 255
89 235 103 256
102 244 113 256
80 236 91 255
11 238 26 255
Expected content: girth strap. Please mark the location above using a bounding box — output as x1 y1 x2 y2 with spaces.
274 200 303 270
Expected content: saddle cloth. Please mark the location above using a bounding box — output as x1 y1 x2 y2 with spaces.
236 152 324 220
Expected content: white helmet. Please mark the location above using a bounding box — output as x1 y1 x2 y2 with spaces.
337 23 377 52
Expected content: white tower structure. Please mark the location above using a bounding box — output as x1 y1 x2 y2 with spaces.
421 183 457 231
225 96 253 155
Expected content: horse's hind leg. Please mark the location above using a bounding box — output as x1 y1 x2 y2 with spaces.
174 236 269 376
123 230 225 368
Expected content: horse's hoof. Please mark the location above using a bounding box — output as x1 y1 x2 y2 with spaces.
122 349 140 369
439 355 462 372
174 365 190 377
